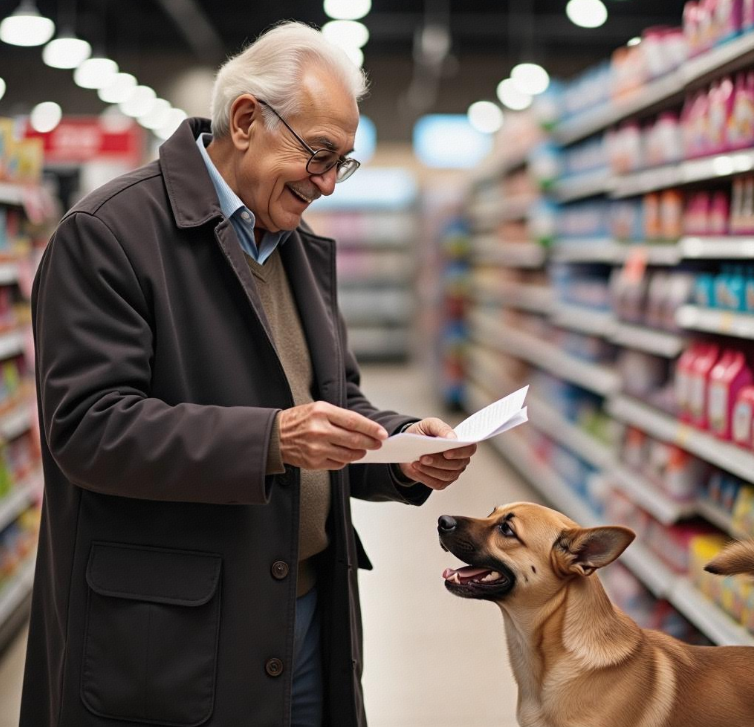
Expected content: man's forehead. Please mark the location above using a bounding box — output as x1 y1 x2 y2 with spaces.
298 68 359 131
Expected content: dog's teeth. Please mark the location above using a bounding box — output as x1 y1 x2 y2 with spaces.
482 572 501 582
450 573 461 584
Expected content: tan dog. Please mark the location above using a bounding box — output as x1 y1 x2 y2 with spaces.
437 502 754 727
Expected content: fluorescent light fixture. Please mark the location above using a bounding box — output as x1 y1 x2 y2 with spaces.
98 72 137 104
0 0 55 47
322 20 369 48
138 99 172 130
467 101 504 134
74 57 118 89
119 85 156 118
627 37 642 46
100 105 134 133
566 0 608 29
510 63 550 96
0 78 5 102
341 45 364 67
155 108 187 140
324 0 371 20
43 35 92 69
413 114 493 169
30 101 62 133
496 78 533 111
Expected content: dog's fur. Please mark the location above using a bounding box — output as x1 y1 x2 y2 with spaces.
438 502 754 727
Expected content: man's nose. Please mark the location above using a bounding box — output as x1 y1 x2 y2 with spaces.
438 515 457 533
310 166 338 196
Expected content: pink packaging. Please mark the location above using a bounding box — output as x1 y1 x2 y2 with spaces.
744 0 754 29
709 77 735 153
716 0 743 40
676 343 704 419
684 191 711 235
732 385 754 447
709 190 730 234
689 343 721 428
708 349 753 438
684 1 702 55
727 73 754 150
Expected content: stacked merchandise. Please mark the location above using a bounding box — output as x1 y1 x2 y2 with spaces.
462 3 754 646
0 118 48 650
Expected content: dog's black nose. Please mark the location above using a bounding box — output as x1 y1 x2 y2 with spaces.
438 515 457 533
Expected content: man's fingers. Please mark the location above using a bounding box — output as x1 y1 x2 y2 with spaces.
323 403 388 441
414 462 464 482
330 423 384 451
443 444 477 460
419 453 468 471
419 417 457 439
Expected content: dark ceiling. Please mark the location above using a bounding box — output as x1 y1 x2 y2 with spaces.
0 0 690 140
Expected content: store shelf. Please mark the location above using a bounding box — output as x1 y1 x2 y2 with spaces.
613 149 754 199
617 244 683 266
0 402 32 442
553 33 754 148
473 239 546 269
671 578 754 647
608 394 754 486
0 471 41 532
552 169 612 203
0 552 36 634
610 466 697 525
471 279 554 314
471 311 620 397
500 195 537 222
681 236 754 259
676 305 754 339
551 239 622 264
551 304 616 338
611 323 686 358
529 396 614 469
0 183 25 207
0 330 23 361
695 499 752 539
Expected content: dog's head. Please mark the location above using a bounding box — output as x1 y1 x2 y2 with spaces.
438 502 635 606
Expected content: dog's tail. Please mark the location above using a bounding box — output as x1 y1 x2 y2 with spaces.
704 540 754 577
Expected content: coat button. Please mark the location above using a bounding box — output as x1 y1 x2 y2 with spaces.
265 658 284 677
271 561 289 580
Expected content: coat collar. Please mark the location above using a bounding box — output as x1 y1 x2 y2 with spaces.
159 117 224 229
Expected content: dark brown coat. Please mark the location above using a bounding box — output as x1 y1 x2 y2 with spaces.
19 118 430 727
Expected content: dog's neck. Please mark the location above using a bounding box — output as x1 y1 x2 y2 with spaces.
499 574 642 719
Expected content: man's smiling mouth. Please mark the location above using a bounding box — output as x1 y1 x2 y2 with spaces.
287 185 317 204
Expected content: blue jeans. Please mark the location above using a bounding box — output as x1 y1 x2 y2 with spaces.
291 587 323 727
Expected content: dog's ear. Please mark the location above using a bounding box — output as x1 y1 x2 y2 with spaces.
554 526 635 577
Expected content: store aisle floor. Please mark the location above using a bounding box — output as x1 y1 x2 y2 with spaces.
0 363 539 727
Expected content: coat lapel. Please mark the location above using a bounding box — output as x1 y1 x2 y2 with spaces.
280 230 342 407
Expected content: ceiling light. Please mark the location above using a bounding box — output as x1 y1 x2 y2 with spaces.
155 108 188 140
566 0 608 29
43 34 91 69
0 0 55 46
0 78 5 102
324 0 371 20
496 78 533 111
510 63 550 96
30 101 62 133
138 99 172 130
119 85 156 118
627 37 641 46
322 20 369 48
98 72 137 104
74 56 118 89
467 101 504 134
100 105 134 133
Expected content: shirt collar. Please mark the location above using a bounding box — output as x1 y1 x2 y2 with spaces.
196 133 249 221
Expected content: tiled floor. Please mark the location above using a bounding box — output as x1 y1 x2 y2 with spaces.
0 363 539 727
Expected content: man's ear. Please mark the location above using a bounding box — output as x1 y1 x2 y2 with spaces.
553 526 635 577
228 94 262 151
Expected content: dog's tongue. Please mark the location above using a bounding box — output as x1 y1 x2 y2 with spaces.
443 566 491 581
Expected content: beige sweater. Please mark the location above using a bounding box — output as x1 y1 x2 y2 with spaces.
245 248 330 597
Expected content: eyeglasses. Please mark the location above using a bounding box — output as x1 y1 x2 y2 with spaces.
258 99 360 183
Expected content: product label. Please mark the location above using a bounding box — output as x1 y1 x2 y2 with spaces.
690 374 706 420
708 381 728 434
733 400 753 444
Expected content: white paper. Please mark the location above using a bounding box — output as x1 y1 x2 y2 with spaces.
355 386 529 464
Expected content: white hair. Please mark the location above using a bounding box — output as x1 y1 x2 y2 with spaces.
211 21 368 138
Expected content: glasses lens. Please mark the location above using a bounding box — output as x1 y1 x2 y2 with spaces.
307 149 338 175
336 159 360 183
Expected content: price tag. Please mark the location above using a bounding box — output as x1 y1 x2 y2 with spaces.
676 423 691 448
719 311 735 334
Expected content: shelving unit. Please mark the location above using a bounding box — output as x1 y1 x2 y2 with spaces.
676 305 754 340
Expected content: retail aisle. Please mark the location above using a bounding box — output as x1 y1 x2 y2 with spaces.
0 363 539 727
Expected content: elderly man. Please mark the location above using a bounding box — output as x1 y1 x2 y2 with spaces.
19 21 477 727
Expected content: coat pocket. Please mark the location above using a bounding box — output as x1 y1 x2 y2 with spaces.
81 542 222 727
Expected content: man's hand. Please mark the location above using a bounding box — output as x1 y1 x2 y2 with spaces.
279 402 387 470
398 418 477 490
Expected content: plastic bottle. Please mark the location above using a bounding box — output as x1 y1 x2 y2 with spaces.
744 0 754 30
677 343 703 420
685 1 702 56
710 77 735 153
689 343 721 428
715 0 743 42
708 349 753 439
660 189 685 240
732 385 754 447
727 73 754 150
709 190 730 234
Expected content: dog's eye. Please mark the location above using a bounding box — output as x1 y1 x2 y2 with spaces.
498 521 515 537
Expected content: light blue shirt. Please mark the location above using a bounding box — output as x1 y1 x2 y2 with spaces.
195 133 290 264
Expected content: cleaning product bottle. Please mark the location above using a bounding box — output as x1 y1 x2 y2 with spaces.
708 349 753 439
715 0 743 43
732 385 754 448
677 343 703 420
709 191 730 235
690 342 721 429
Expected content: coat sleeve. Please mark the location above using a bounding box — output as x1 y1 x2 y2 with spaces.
336 312 432 506
33 211 280 505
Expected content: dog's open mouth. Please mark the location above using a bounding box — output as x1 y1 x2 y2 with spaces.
442 564 514 599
